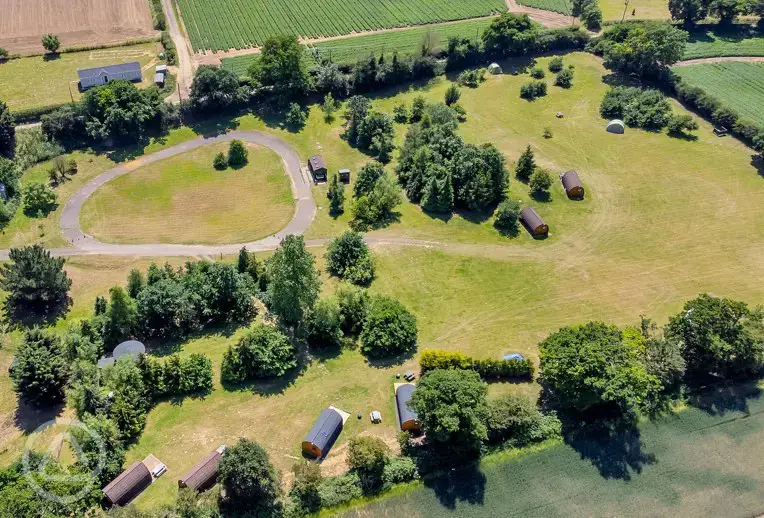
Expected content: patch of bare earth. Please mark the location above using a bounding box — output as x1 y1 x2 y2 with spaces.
0 0 155 55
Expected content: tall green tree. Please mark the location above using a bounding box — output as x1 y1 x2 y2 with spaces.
482 13 539 57
249 35 311 102
514 145 536 181
41 34 60 53
0 245 71 321
421 164 454 213
360 295 418 357
190 65 240 111
11 329 69 405
539 322 662 416
347 436 390 494
0 100 15 158
328 171 345 216
409 368 490 456
102 286 138 346
668 0 708 25
266 235 321 325
219 438 281 515
595 22 688 77
665 294 764 380
325 230 375 285
221 323 296 382
342 96 372 145
71 414 125 486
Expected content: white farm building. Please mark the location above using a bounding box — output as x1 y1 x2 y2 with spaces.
77 62 142 89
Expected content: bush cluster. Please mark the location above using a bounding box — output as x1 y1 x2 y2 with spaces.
520 80 548 99
325 230 375 285
419 349 535 380
138 353 213 398
600 86 674 130
221 324 296 382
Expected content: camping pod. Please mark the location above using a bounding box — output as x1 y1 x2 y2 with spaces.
103 461 152 507
395 383 421 432
520 207 549 237
560 171 585 199
302 408 343 458
606 119 625 134
178 445 226 492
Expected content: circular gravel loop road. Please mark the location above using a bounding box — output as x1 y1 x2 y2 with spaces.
58 131 317 257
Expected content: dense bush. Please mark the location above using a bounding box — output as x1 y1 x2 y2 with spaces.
285 102 308 129
11 329 69 404
530 67 545 79
529 169 553 194
325 230 375 285
328 171 345 215
666 114 698 137
360 295 417 357
444 84 461 106
221 324 296 382
486 394 562 444
335 283 370 335
347 436 390 493
227 139 249 167
149 0 167 30
419 349 535 380
14 129 62 171
520 80 547 99
138 353 213 397
593 22 687 77
600 87 672 130
160 31 177 65
351 170 402 229
213 151 227 170
494 199 522 233
219 438 281 515
482 13 539 57
22 182 57 216
305 297 343 349
554 67 574 88
548 56 564 72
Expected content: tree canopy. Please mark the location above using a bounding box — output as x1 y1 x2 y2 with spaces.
190 65 241 112
219 438 281 515
482 13 539 57
325 230 375 285
594 22 688 77
250 35 311 102
221 323 296 382
0 100 15 158
360 295 418 357
11 329 69 405
266 235 321 325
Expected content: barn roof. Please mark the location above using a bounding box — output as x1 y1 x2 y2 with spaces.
179 447 225 491
520 206 546 231
309 155 327 170
103 461 152 506
560 170 583 193
304 408 343 453
77 62 141 80
395 383 419 426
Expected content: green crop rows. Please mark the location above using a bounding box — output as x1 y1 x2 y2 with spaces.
683 25 764 60
176 0 506 52
674 62 764 126
516 0 572 14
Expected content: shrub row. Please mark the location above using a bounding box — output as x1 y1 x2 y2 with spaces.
149 0 167 30
12 103 72 124
419 349 535 380
138 352 213 398
161 31 177 66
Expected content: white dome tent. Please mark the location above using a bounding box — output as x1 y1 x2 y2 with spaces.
488 63 502 75
606 119 625 134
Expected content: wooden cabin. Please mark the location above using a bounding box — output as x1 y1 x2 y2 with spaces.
395 383 421 432
560 171 584 199
519 207 549 237
302 408 343 458
308 155 328 182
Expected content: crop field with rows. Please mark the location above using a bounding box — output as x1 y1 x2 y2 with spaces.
176 0 505 52
673 62 764 126
683 25 764 60
516 0 571 14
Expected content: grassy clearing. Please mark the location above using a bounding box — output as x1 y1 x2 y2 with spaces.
673 62 764 125
600 0 671 20
683 25 764 59
0 42 161 112
177 0 505 52
80 143 294 245
345 384 764 517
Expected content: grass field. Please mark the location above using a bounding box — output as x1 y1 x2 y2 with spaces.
673 62 764 126
80 143 294 245
516 0 571 15
0 42 161 111
176 0 505 52
517 0 670 19
346 384 764 517
683 25 764 59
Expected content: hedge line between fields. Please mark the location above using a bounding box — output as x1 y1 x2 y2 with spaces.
420 349 535 380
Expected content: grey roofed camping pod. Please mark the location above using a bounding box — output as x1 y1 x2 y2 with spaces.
395 384 421 432
302 408 343 458
103 461 152 506
178 446 225 491
606 119 625 134
519 207 548 237
560 171 584 199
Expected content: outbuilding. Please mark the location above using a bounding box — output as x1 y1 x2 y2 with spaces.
488 63 502 75
178 445 226 491
520 206 549 237
154 73 165 87
308 155 328 182
606 119 625 134
560 170 584 199
77 62 142 90
155 64 168 75
302 408 343 458
338 168 350 183
103 461 152 507
395 383 421 432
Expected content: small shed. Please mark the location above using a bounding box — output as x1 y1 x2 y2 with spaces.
488 63 502 75
77 62 142 89
103 461 152 507
178 445 226 491
154 73 165 87
395 383 421 432
302 408 343 458
308 155 328 182
519 207 549 237
155 64 168 75
560 170 584 199
606 119 625 134
338 168 350 183
0 183 6 202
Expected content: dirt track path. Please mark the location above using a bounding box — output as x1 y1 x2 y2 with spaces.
161 0 194 99
504 0 577 28
673 56 764 67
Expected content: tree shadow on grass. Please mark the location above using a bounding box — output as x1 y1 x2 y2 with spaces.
147 322 243 358
14 399 66 434
667 131 699 142
495 222 520 239
4 299 72 331
753 154 764 179
422 463 486 509
531 190 552 203
562 411 655 480
686 379 763 417
364 347 416 369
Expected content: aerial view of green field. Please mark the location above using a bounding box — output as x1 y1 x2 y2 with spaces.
177 0 505 52
674 62 764 126
2 1 764 516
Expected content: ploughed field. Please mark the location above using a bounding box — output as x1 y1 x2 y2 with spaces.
176 0 505 52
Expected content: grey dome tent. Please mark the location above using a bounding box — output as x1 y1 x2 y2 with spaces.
488 63 502 74
302 408 343 458
606 119 625 134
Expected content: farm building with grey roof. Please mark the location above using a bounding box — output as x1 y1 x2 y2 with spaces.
78 62 142 89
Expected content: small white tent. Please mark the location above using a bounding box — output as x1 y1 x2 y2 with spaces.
488 63 502 75
606 119 625 134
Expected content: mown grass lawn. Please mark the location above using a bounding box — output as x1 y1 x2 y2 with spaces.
80 143 294 245
0 42 161 112
343 383 764 517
